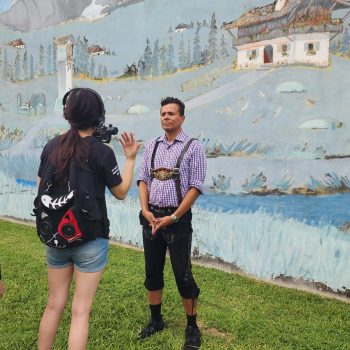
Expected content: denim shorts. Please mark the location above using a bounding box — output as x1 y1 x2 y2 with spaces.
46 237 108 273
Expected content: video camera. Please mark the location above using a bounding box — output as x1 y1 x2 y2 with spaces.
93 124 118 143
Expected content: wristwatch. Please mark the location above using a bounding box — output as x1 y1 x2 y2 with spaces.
171 214 179 223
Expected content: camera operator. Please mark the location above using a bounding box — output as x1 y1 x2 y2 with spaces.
37 88 141 350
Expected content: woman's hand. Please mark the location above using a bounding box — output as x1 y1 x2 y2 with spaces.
119 132 142 159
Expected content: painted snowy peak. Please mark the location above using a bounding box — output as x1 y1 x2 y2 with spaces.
0 0 143 32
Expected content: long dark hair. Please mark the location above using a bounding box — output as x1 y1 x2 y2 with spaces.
50 88 103 183
50 128 89 183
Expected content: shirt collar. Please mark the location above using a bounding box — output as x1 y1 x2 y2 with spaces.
160 129 187 144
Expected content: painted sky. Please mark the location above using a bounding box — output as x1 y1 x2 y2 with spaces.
0 0 12 13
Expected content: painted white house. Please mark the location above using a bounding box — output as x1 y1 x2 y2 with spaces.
175 23 190 33
223 0 349 70
8 38 25 49
88 44 105 55
236 32 331 68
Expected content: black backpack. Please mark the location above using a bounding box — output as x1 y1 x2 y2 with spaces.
32 142 103 248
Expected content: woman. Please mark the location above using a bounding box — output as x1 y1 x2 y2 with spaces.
37 88 141 350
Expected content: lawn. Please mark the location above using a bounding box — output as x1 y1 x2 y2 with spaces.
0 219 349 350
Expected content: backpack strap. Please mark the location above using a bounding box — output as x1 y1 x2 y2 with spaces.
173 138 196 204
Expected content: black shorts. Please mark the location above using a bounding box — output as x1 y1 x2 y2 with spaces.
140 205 200 299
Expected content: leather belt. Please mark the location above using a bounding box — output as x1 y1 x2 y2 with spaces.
149 205 177 216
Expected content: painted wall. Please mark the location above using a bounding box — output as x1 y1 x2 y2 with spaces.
1 0 350 295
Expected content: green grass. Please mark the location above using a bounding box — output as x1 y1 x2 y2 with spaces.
0 219 350 350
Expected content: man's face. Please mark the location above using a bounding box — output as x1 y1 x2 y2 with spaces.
160 103 184 133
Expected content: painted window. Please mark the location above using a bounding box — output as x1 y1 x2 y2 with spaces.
305 42 320 55
278 43 291 57
247 49 259 60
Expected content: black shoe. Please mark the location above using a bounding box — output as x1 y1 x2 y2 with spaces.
139 318 165 339
183 324 201 349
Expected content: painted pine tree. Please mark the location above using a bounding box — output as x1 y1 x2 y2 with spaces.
152 39 160 76
192 23 201 65
137 58 145 76
89 57 95 79
8 63 14 82
207 13 218 64
30 54 34 80
143 38 152 76
178 35 186 69
98 63 103 79
39 44 45 76
23 50 28 80
103 65 108 79
166 36 176 73
185 40 191 68
73 38 82 75
220 34 229 58
340 27 350 54
159 45 167 75
81 37 89 76
14 51 21 82
2 49 8 81
52 40 57 73
47 44 53 75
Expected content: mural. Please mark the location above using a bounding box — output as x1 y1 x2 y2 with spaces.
1 0 350 295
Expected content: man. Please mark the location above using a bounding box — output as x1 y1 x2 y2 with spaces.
138 97 206 349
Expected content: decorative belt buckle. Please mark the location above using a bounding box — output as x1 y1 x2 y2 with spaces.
152 167 174 181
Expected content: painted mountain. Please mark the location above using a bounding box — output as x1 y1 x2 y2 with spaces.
0 0 143 31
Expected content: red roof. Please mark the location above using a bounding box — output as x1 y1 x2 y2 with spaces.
9 38 25 47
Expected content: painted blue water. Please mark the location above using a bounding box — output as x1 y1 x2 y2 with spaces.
19 178 348 228
16 178 36 187
196 191 350 228
126 188 350 228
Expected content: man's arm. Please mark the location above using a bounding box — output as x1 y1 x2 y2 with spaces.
139 181 157 233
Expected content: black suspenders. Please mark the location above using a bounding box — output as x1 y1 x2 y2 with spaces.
150 137 196 205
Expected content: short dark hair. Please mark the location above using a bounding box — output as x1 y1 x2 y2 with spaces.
161 96 185 116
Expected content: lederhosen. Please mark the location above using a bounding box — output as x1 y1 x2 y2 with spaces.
140 137 200 299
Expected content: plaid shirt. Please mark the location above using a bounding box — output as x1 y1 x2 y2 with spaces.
138 129 206 207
